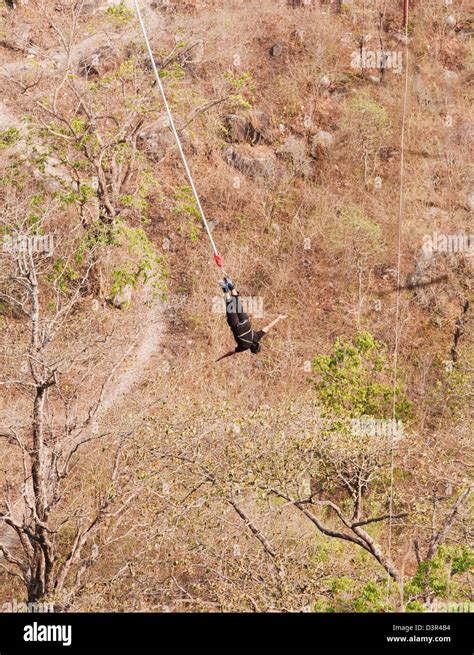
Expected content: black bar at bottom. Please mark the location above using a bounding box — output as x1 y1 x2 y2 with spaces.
0 612 471 653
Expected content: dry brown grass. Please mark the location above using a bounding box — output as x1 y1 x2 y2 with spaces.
0 0 472 612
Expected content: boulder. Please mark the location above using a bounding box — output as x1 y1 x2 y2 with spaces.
444 14 456 28
224 110 271 145
310 130 334 158
319 74 331 89
0 23 31 51
178 40 204 70
31 153 72 193
222 146 275 179
276 135 306 166
78 44 119 76
0 101 22 132
270 43 283 57
77 1 107 14
442 69 459 83
138 115 175 162
276 136 313 176
112 284 133 309
225 114 249 143
290 29 305 45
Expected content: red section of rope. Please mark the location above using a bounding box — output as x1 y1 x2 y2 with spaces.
214 253 223 268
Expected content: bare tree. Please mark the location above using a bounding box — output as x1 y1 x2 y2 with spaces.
1 0 233 295
148 400 472 612
0 199 144 607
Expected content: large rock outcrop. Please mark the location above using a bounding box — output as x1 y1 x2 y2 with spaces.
222 146 276 179
138 115 176 163
224 110 272 145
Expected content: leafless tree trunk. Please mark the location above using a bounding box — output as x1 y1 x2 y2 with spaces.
0 210 143 607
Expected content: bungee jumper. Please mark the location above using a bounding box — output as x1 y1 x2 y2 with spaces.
216 277 287 361
134 1 287 358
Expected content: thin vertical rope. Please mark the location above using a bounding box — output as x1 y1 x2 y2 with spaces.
134 0 220 259
386 1 410 609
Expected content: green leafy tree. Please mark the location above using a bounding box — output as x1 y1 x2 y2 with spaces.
312 330 411 421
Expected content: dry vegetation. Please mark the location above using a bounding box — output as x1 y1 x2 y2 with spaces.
0 0 472 613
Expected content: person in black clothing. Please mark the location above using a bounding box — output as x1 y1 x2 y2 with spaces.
216 277 287 361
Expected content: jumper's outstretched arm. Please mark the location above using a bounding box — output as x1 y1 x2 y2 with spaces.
262 314 287 334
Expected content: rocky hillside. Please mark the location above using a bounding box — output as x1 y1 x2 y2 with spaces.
0 0 472 613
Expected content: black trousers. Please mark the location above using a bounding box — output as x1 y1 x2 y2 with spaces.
226 294 249 330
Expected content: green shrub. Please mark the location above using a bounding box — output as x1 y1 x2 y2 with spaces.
174 186 202 242
0 127 21 149
312 330 411 420
106 1 133 21
332 206 385 256
405 546 474 605
111 222 168 297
